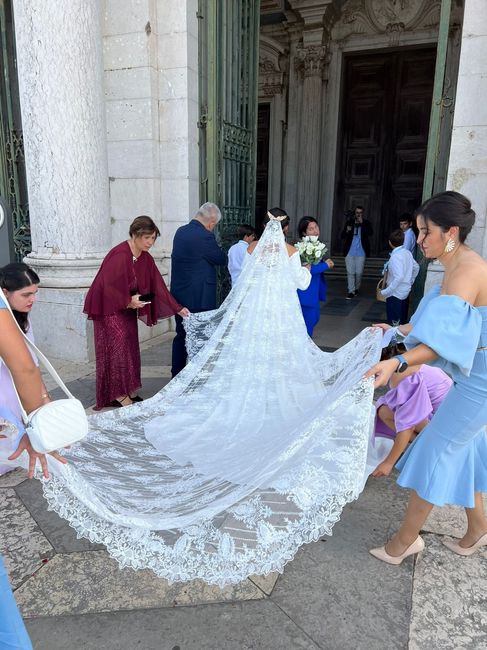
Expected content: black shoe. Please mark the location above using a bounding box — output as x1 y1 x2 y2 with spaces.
354 290 359 296
346 292 354 299
131 395 144 402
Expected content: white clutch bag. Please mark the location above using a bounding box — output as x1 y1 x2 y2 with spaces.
0 288 88 453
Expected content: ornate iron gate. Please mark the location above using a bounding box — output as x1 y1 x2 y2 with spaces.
0 0 30 262
198 0 260 300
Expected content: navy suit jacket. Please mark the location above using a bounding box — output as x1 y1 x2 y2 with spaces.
170 220 227 312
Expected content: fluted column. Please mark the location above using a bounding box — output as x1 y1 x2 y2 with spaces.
13 0 110 287
295 45 328 217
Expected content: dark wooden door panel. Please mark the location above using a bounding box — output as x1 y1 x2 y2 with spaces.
334 48 435 257
255 102 270 235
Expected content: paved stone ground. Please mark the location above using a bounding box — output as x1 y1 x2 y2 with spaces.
1 279 486 650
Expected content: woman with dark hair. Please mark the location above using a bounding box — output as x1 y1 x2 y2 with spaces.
0 263 51 475
296 216 334 336
366 190 487 563
84 216 189 409
0 279 66 650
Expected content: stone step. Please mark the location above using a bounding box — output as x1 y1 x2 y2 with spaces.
326 256 386 280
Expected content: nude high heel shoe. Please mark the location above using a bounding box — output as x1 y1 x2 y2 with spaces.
442 533 487 556
369 536 425 565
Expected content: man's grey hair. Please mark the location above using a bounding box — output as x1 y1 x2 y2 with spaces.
195 202 222 224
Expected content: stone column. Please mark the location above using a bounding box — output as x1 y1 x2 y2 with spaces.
12 0 110 360
295 45 328 218
445 0 487 261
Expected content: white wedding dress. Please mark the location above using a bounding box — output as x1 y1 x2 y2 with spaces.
36 219 383 586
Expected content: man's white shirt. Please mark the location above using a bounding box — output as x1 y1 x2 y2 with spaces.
381 246 419 300
228 240 249 285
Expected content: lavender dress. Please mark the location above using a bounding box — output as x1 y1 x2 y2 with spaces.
375 365 452 440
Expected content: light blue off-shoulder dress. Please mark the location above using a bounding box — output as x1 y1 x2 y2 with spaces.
395 285 487 507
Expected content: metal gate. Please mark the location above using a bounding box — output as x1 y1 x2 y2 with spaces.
198 0 260 299
0 0 30 264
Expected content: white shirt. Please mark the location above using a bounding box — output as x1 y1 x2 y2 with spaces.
403 227 416 254
228 240 249 285
381 246 419 300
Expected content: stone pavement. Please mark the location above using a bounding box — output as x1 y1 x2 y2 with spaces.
1 279 486 650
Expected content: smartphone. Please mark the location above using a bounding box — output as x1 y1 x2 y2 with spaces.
139 292 155 302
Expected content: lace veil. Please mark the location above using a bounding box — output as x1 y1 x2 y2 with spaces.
33 218 382 586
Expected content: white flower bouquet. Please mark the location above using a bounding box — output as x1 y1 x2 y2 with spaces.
295 236 328 265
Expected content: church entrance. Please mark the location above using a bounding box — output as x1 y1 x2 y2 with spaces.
332 47 436 257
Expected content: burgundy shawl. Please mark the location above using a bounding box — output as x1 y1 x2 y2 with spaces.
84 242 182 326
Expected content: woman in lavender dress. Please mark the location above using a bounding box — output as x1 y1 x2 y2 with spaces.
372 343 452 477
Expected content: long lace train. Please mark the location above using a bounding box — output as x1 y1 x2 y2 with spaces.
31 219 382 586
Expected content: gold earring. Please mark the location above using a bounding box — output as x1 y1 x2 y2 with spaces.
444 238 456 254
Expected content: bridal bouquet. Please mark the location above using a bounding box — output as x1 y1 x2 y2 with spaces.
295 236 328 265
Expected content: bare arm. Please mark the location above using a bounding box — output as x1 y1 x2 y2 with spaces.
365 344 438 388
0 311 68 477
0 311 44 412
372 428 415 477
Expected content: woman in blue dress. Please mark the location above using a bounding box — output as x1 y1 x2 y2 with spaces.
296 216 334 336
365 191 487 563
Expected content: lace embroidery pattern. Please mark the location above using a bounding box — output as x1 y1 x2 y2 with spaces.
34 220 382 586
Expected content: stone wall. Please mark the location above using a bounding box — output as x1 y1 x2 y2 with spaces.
446 0 487 258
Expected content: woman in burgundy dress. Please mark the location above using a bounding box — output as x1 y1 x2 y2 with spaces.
84 216 189 409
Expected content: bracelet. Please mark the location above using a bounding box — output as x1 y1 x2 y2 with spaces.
41 392 49 399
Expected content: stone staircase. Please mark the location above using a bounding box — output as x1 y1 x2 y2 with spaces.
326 256 386 281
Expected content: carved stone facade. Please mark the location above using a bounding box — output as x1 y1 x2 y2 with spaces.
9 0 487 360
258 0 468 248
294 45 329 78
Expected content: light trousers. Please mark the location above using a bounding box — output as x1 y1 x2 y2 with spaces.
345 255 365 293
0 557 32 649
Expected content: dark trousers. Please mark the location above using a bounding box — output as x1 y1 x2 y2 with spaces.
171 314 187 377
386 296 408 325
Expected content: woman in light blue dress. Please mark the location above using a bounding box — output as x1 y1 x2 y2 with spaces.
365 191 487 564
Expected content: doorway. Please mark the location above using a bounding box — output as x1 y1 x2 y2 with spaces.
333 47 436 257
255 102 270 236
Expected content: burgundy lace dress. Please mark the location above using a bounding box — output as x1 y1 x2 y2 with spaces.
84 242 182 409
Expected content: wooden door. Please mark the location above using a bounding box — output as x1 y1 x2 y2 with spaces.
255 102 270 236
333 48 435 257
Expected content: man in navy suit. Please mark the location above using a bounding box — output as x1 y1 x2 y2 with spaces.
170 202 227 376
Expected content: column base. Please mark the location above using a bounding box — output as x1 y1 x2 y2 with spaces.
24 253 108 288
30 287 172 363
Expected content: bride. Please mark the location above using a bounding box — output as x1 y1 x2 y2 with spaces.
17 215 383 586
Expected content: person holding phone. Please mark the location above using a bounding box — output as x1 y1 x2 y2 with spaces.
84 216 189 409
341 206 373 299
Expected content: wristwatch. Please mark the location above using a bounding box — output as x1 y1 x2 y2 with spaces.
393 354 408 373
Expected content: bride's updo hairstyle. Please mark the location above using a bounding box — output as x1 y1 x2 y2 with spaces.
415 191 475 244
267 207 290 230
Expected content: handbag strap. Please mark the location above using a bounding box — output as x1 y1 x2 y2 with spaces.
0 288 75 421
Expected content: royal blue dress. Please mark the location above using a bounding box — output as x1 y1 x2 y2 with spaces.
297 261 330 336
395 285 487 507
